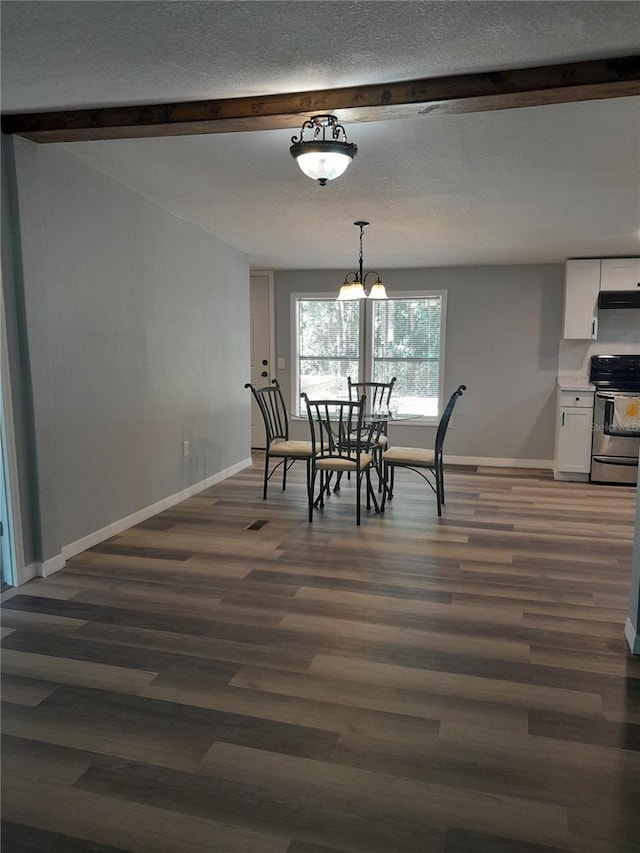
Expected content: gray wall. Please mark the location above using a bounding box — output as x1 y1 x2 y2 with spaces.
10 137 250 563
275 265 563 461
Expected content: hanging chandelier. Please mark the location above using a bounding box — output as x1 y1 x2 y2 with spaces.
289 115 357 186
337 221 388 300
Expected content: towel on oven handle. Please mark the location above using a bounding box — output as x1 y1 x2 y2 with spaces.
611 396 640 434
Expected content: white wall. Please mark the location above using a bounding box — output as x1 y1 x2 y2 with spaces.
11 137 250 565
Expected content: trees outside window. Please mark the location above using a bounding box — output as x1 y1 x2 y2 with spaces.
293 292 446 418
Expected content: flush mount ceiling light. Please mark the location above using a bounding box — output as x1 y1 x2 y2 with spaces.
289 114 357 186
337 221 388 301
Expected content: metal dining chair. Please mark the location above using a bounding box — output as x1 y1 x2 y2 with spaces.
347 376 397 410
346 376 397 488
245 380 314 499
301 393 385 525
381 384 467 516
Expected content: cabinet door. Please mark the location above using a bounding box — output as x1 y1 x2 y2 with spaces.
563 259 600 339
557 408 593 473
600 258 640 291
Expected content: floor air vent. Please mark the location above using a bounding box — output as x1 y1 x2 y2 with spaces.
246 519 269 531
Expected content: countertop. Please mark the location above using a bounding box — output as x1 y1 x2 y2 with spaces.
557 373 595 392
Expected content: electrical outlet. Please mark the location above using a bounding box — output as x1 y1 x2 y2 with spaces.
183 440 190 457
277 357 285 370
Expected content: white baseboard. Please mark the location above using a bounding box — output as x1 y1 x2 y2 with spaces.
445 455 553 470
35 457 253 581
625 618 640 655
38 554 66 578
553 471 590 482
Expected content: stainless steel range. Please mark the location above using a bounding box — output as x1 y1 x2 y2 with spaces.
589 355 640 485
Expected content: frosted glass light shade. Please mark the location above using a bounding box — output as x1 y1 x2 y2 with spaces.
337 281 367 300
367 281 388 299
295 149 353 184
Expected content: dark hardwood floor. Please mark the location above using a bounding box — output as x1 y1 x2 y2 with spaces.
2 458 639 853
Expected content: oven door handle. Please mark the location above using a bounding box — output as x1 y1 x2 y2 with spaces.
592 455 639 466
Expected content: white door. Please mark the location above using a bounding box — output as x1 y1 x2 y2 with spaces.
249 273 274 449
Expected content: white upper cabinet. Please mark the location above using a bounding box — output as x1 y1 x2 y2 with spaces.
600 258 640 291
563 259 600 339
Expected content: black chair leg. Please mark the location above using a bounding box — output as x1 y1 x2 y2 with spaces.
381 461 388 511
305 459 312 502
368 474 380 513
376 448 385 492
307 467 316 522
263 453 270 500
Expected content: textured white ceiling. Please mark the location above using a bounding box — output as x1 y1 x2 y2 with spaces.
2 1 640 269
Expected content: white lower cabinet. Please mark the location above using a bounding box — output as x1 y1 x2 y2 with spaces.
555 390 594 479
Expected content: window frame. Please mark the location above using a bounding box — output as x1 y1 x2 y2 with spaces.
291 289 447 424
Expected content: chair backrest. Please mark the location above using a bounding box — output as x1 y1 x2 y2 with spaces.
347 376 397 411
301 393 383 462
245 380 290 445
435 385 467 455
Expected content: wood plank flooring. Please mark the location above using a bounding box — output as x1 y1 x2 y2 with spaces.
2 458 640 852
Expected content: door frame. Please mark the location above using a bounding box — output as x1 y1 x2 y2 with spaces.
0 279 25 587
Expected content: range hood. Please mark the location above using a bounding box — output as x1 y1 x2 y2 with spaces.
598 290 640 309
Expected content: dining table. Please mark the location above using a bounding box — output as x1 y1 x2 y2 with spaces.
296 402 423 513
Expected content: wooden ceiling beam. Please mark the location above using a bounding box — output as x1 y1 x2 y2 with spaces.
2 55 639 143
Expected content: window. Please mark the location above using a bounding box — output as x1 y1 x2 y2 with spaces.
296 298 360 400
293 292 447 419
